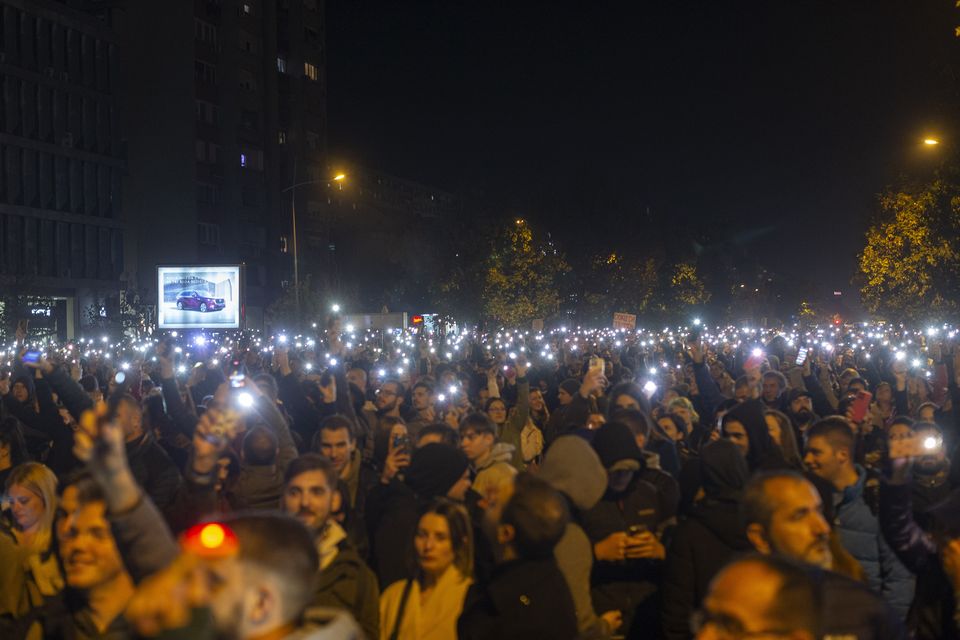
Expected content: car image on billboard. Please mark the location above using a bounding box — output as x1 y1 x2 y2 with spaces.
157 266 240 329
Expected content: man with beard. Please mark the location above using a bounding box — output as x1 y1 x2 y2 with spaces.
906 422 953 530
742 470 905 640
786 388 819 439
281 453 379 639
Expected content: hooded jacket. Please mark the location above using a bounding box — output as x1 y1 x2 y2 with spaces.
472 442 518 499
723 399 786 472
661 440 752 640
540 435 612 638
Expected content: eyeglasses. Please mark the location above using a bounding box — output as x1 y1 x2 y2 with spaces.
377 389 397 397
690 609 797 639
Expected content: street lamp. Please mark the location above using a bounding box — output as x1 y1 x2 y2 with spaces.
281 170 347 325
923 138 940 146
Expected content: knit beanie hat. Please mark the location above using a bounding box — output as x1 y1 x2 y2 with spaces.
405 443 470 499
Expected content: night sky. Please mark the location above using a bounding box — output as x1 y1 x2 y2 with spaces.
326 1 959 297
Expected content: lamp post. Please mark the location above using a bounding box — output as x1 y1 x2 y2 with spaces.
281 169 346 325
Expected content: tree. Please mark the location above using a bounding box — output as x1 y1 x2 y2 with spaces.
581 252 659 325
482 219 569 327
858 178 960 322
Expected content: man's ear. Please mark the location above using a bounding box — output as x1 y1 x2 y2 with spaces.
331 489 342 514
746 523 771 554
497 523 515 546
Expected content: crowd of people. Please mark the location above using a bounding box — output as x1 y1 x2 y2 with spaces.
0 319 959 640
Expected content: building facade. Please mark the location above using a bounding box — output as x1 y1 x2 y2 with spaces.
0 0 124 339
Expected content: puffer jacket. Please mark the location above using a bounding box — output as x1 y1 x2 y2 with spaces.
540 435 612 639
835 465 915 619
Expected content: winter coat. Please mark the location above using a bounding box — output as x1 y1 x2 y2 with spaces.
540 435 612 639
457 557 578 640
581 476 666 637
812 567 907 640
880 479 960 640
227 395 299 511
834 465 915 619
379 566 470 640
661 440 752 640
314 536 380 640
125 431 182 513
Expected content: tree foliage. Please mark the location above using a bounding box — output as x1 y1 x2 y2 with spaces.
581 252 658 324
482 219 569 327
858 179 960 321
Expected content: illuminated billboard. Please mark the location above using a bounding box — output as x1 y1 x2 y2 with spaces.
157 265 241 329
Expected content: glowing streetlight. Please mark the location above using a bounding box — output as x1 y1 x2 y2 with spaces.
333 173 346 182
923 138 940 146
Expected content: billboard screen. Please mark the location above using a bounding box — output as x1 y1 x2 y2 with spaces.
157 265 241 329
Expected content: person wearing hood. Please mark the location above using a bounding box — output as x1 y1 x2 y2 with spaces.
660 439 752 640
721 399 787 473
365 443 473 589
540 434 623 638
582 422 670 638
459 413 517 500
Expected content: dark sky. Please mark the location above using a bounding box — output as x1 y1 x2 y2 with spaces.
326 1 959 296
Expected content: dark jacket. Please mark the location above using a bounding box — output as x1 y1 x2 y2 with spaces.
457 556 578 640
661 440 752 640
125 432 182 513
834 465 914 619
227 395 299 511
314 537 379 640
880 478 960 640
581 476 665 637
812 567 907 640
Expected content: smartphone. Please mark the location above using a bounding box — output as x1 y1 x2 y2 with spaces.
687 329 701 345
589 355 604 375
22 350 41 364
849 390 873 424
229 359 246 387
392 433 409 452
890 434 943 459
795 347 808 367
627 524 649 536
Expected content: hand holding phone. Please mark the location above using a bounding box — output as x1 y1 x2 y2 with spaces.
849 390 873 424
796 347 808 367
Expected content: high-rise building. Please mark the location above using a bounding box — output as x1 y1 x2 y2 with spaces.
102 0 327 328
0 0 125 339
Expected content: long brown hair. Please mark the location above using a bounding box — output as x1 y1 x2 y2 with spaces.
415 498 474 579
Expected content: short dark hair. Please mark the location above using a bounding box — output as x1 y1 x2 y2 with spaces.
284 453 338 489
60 470 105 505
413 380 434 394
761 370 787 389
724 554 822 637
417 423 460 447
806 417 854 456
242 427 278 465
459 412 497 437
318 415 355 442
742 469 808 530
734 375 752 389
501 474 569 560
79 375 99 393
222 513 319 623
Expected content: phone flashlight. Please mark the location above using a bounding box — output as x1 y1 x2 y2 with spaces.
438 393 446 402
923 435 942 451
236 392 254 408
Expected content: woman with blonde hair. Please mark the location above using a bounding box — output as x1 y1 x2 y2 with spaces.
0 462 63 638
379 498 474 640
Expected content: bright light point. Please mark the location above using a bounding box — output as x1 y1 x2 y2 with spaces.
345 324 355 333
278 335 287 344
305 363 313 371
378 369 386 377
237 392 254 408
331 304 341 313
643 381 658 395
923 138 939 146
924 436 939 449
199 524 226 549
396 367 404 375
649 367 658 375
438 394 446 402
171 331 178 338
693 318 701 326
212 359 219 365
333 173 346 181
121 362 130 371
101 336 108 343
330 358 338 366
752 348 763 358
194 336 206 346
449 385 457 394
820 343 833 353
177 365 187 373
895 351 906 361
927 327 938 336
912 359 922 368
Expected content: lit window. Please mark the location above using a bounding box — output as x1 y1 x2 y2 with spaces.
240 153 247 167
304 62 319 81
277 56 286 73
241 3 252 15
278 130 287 145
